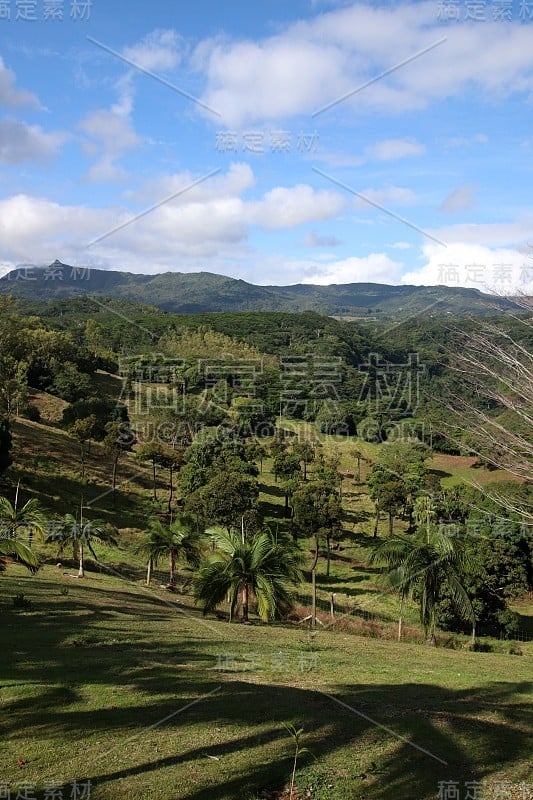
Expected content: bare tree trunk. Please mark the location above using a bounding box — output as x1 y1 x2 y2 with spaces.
326 532 331 577
78 541 84 578
169 549 176 587
389 513 393 535
310 534 320 630
146 557 152 586
111 457 118 507
373 509 379 538
167 464 174 515
330 593 335 621
242 583 249 623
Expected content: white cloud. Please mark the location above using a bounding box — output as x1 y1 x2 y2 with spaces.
365 138 425 161
194 4 533 126
0 170 348 272
78 106 141 182
0 120 67 164
122 29 182 72
248 184 347 229
402 242 532 293
440 184 476 214
0 56 40 108
301 252 404 285
390 241 412 250
430 216 533 248
77 30 181 183
131 162 255 205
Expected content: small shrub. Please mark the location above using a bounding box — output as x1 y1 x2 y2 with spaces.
508 644 523 656
469 640 493 653
13 594 32 610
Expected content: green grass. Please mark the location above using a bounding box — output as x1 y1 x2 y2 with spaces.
1 566 531 800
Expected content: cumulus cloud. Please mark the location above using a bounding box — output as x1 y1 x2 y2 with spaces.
0 120 67 164
78 105 141 182
440 184 476 214
301 252 404 285
77 29 183 182
0 168 350 273
194 4 533 126
429 216 533 248
248 184 347 229
402 241 532 293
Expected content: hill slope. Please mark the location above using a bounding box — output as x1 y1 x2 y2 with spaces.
0 260 521 318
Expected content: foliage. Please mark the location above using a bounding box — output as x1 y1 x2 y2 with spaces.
138 515 205 587
189 471 259 531
371 497 476 640
46 512 113 578
194 528 303 622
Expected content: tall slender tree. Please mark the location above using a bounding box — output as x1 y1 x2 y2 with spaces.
139 515 204 588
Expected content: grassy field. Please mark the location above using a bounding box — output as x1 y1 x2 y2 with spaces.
1 566 532 800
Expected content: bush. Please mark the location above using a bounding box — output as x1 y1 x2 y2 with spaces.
496 608 521 639
469 641 493 652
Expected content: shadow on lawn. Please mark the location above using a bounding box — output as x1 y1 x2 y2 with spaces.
2 576 532 800
14 678 533 800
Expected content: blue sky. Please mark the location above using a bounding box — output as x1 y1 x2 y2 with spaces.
1 0 532 292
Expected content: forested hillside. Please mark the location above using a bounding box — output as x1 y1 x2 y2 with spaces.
0 261 522 318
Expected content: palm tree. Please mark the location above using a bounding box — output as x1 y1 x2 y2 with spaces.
0 490 48 546
371 496 476 642
194 528 304 623
47 510 112 578
139 515 205 588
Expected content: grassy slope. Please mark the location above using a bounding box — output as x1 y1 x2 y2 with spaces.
1 566 532 800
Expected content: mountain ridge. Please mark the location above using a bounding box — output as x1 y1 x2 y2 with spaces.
0 260 522 318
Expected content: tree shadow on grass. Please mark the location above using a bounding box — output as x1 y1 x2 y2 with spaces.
3 572 532 800
19 678 533 800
